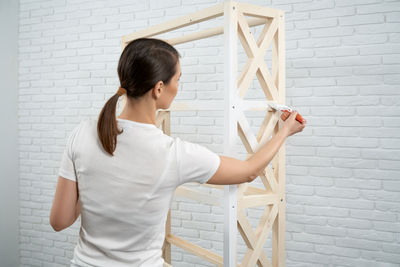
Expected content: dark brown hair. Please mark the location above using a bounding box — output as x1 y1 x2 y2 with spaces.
97 38 180 156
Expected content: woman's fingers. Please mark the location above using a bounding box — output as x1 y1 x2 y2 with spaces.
281 110 290 121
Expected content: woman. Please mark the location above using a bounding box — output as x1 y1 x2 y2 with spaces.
49 38 306 267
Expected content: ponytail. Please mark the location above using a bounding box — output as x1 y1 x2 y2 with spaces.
97 38 180 156
97 89 125 156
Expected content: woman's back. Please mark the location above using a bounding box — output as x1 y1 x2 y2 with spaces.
61 118 219 266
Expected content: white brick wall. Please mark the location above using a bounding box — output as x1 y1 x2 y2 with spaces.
18 0 400 266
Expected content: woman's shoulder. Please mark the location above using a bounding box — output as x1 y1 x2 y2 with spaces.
163 136 202 151
70 118 97 138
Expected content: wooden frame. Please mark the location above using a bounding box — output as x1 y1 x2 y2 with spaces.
122 1 285 266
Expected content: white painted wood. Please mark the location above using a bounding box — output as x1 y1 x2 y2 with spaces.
223 1 238 266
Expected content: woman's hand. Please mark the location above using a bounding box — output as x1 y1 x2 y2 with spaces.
281 111 306 137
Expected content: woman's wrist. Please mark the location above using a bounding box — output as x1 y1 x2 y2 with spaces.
279 126 290 138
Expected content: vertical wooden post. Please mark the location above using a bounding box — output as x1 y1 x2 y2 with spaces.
223 1 238 267
163 111 171 136
272 12 286 267
161 111 172 264
163 211 172 264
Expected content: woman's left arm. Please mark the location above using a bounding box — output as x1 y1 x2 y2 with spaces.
50 176 80 232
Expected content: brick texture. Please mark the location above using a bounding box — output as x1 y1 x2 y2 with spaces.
18 0 400 266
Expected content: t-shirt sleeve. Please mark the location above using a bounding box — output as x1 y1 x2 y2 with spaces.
58 123 81 182
175 137 220 186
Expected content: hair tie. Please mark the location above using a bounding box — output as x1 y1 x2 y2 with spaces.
117 87 127 96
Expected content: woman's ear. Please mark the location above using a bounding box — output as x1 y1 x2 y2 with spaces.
152 81 164 99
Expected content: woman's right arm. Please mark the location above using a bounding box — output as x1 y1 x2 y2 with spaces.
206 111 306 185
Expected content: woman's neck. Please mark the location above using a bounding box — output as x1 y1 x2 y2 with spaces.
117 96 157 125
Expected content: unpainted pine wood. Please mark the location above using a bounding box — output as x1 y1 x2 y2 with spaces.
238 122 255 155
159 111 172 265
202 183 224 190
237 13 279 99
238 2 281 19
162 210 171 264
166 234 223 266
238 194 279 209
236 176 272 267
257 112 279 149
261 166 278 193
244 186 268 196
175 186 220 206
256 62 280 101
155 111 168 128
237 210 273 267
122 3 225 47
236 6 286 267
271 20 279 90
272 11 286 267
255 17 280 101
238 12 259 57
167 17 266 45
241 204 279 266
256 110 273 142
237 110 258 153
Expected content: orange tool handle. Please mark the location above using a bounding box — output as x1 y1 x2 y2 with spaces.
282 110 306 123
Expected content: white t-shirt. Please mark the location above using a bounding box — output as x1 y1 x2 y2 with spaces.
58 118 220 267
